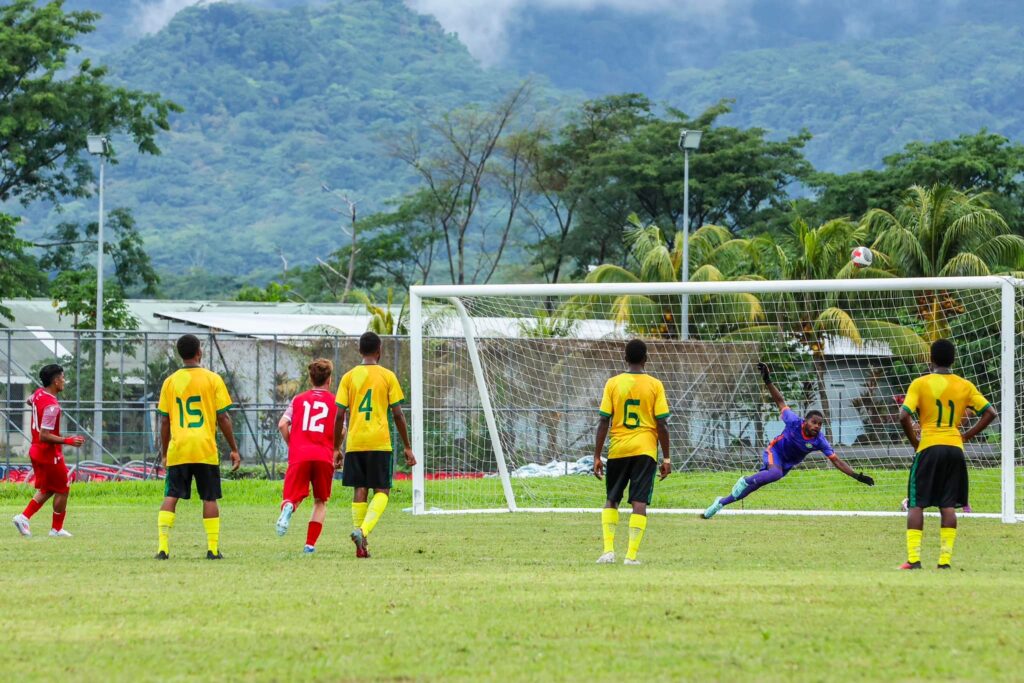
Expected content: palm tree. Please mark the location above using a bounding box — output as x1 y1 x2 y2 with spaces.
862 184 1024 340
580 213 764 337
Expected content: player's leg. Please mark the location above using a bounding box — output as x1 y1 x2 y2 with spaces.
277 461 309 536
598 458 627 563
156 465 187 558
13 489 51 537
198 464 224 559
49 492 70 537
357 452 394 554
703 454 785 518
937 446 967 569
344 451 370 557
46 459 72 537
901 448 931 569
623 457 656 564
304 462 333 553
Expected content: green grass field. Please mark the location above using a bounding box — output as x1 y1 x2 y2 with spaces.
2 481 1024 682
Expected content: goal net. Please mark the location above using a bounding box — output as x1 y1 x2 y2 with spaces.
409 278 1020 521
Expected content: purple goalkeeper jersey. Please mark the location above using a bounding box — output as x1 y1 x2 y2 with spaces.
763 408 835 471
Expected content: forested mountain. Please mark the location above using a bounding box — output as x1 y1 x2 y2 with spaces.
21 0 540 286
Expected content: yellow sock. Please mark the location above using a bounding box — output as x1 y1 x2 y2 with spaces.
352 502 369 530
906 529 922 564
939 527 957 566
601 508 619 553
157 510 175 554
203 517 220 555
625 513 647 561
361 493 389 537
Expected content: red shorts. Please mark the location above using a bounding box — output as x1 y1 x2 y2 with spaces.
282 460 334 505
32 459 70 495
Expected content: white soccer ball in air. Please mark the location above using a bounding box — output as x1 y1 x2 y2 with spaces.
851 246 873 268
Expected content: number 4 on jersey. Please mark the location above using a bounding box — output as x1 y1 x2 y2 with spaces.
358 390 373 421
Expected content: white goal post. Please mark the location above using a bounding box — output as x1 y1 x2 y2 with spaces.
409 277 1020 522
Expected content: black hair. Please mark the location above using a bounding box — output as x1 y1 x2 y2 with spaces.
176 334 201 361
625 339 648 365
39 363 64 387
804 409 824 421
359 331 381 356
931 338 955 368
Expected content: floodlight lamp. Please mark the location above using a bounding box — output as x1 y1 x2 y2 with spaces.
679 130 703 151
86 135 109 155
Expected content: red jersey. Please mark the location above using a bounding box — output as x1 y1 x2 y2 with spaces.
283 389 337 464
28 388 63 465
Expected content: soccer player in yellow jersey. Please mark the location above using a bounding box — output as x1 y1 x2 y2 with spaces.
155 334 241 560
898 339 996 570
592 339 671 565
334 332 415 558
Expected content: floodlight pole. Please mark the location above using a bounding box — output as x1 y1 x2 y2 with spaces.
678 130 702 341
88 136 108 459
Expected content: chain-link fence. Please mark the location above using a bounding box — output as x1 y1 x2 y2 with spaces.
0 329 411 476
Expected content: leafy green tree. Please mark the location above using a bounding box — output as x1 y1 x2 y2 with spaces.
49 269 138 330
38 207 160 295
541 95 812 280
806 132 1024 229
234 282 297 303
0 0 179 204
0 214 49 320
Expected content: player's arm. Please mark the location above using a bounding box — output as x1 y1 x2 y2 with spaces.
216 411 241 471
827 454 874 486
391 404 416 467
278 403 293 443
37 405 84 447
656 417 671 480
333 406 347 469
962 405 998 443
593 416 610 480
899 409 920 451
160 414 171 467
758 362 787 411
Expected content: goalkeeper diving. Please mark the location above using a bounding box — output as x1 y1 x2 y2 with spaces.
702 363 874 519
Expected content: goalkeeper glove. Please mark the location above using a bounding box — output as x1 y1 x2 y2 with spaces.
757 362 772 385
854 472 874 486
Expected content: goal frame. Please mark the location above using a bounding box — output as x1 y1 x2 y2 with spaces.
409 276 1019 522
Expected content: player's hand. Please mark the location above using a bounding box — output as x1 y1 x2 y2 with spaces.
63 435 85 447
403 447 416 467
160 454 167 468
854 472 874 486
593 457 604 480
659 457 671 480
230 450 241 471
333 449 344 471
757 362 772 385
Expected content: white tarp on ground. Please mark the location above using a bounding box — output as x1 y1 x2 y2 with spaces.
507 455 595 478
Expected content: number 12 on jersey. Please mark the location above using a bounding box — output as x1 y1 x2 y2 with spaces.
301 400 329 433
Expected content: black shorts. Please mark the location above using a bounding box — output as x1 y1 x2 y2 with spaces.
908 445 969 509
343 451 393 489
605 455 657 505
165 463 222 501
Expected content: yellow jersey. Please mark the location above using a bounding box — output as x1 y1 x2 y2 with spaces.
901 372 991 452
157 367 234 466
598 372 670 460
336 364 404 452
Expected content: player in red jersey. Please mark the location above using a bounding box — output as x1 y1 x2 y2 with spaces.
275 358 339 553
12 364 85 538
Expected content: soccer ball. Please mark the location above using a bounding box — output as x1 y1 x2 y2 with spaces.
851 246 873 268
